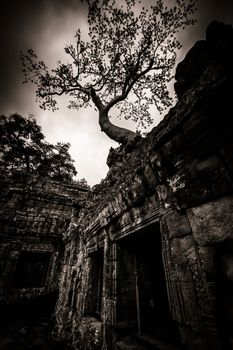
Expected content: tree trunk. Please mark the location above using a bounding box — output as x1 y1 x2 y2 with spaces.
99 109 140 146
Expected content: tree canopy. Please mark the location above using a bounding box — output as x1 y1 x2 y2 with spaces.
21 0 196 145
0 114 77 181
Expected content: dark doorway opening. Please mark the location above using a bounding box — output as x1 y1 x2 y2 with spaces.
117 224 179 344
86 249 104 320
11 251 51 289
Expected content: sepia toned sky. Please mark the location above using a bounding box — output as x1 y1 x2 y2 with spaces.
0 0 232 186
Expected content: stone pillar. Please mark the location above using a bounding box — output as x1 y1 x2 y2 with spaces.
161 209 222 350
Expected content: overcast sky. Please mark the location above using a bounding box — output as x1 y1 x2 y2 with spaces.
0 0 232 186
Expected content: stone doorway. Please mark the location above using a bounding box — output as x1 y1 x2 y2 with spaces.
117 224 179 345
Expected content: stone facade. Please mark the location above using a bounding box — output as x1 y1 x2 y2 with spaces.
55 21 233 350
0 175 89 306
1 21 233 350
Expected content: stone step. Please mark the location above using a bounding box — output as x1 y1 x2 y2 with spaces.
115 333 182 350
132 334 181 350
116 337 150 350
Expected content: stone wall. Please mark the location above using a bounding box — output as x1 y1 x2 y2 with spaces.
55 21 233 350
0 174 89 306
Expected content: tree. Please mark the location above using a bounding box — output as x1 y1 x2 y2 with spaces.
21 0 196 146
0 114 77 181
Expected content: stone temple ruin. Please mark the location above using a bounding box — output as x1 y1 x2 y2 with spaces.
1 21 233 349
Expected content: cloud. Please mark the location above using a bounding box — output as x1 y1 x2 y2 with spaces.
0 0 86 114
0 0 232 185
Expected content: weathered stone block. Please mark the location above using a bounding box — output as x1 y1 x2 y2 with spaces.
187 195 233 246
143 164 157 190
170 234 196 269
150 152 166 181
198 246 216 280
127 174 146 206
174 163 233 209
179 155 223 179
164 210 192 238
162 132 185 164
156 184 173 209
